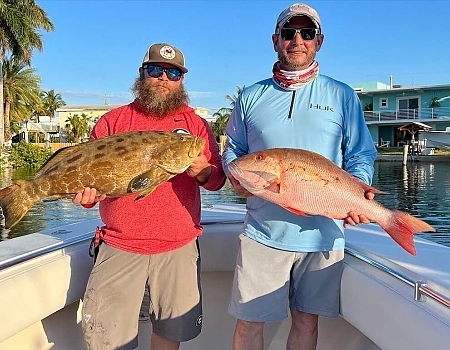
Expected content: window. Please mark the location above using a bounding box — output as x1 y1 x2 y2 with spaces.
380 97 388 108
398 97 420 118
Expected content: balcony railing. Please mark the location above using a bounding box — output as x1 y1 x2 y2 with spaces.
364 107 450 122
19 120 59 132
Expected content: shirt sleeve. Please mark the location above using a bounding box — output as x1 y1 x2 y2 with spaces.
221 95 249 176
342 92 378 185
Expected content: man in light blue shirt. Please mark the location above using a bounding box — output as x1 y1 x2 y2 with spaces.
222 3 377 350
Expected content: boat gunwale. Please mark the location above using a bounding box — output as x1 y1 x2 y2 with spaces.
1 215 449 311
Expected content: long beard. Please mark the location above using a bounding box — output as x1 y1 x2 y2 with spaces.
131 78 190 117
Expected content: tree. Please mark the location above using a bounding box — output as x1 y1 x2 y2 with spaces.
218 85 245 114
65 113 92 143
364 102 373 111
211 109 231 139
429 96 441 108
41 89 66 121
0 0 54 146
2 56 41 141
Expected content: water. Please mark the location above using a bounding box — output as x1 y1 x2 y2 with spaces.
1 162 449 247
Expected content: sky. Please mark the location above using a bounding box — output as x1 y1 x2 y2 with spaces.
32 0 450 114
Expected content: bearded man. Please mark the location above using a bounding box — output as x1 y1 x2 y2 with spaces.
73 43 226 350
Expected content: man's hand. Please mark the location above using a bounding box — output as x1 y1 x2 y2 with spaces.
185 154 212 184
228 174 252 198
344 190 375 227
73 187 107 206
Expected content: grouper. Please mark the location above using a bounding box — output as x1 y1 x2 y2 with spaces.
0 131 205 229
228 148 435 255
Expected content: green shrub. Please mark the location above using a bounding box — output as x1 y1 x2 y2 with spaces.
10 141 53 168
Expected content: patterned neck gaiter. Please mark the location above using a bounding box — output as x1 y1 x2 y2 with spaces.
272 61 319 91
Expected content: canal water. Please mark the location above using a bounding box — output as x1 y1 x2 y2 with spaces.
1 162 449 248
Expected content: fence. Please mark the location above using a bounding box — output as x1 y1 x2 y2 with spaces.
34 142 77 152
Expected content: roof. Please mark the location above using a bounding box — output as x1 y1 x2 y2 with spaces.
56 105 121 112
398 121 432 133
357 83 450 95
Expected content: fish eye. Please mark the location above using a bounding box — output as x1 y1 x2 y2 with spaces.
178 136 185 141
256 155 264 160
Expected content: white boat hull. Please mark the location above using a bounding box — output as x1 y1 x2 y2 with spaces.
0 204 449 350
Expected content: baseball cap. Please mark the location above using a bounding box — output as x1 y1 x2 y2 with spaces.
142 43 188 73
275 3 321 32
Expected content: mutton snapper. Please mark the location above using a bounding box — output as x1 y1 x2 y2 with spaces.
0 131 205 229
228 148 435 256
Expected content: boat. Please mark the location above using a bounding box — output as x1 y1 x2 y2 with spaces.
420 127 450 150
0 203 449 350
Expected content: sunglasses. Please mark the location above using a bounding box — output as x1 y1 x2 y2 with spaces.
278 28 320 41
143 64 183 81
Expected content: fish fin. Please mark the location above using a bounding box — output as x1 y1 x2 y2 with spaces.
36 145 81 177
129 167 173 200
379 210 435 256
283 206 310 217
0 181 39 229
360 182 388 195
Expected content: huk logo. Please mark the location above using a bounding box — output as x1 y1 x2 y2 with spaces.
309 103 334 112
196 315 203 327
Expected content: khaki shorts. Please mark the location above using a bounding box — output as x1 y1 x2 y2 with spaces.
82 240 202 349
229 234 344 322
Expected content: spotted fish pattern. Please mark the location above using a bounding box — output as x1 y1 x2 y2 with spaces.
0 131 205 229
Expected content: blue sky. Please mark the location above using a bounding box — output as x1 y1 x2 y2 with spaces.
33 0 450 114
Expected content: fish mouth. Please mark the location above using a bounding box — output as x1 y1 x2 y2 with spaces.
228 162 275 192
188 137 205 158
228 162 243 177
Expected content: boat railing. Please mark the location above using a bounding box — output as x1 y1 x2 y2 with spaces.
1 226 449 311
345 247 450 309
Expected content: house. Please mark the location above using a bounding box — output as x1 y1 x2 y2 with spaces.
353 80 450 148
57 105 121 130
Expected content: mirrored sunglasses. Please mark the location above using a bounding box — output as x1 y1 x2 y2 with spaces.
143 64 183 81
279 28 319 41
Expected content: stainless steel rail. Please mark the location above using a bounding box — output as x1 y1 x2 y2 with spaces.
2 227 450 311
345 247 450 309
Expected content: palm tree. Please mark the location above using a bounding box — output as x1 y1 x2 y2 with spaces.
218 85 245 114
211 109 231 139
41 89 66 123
65 113 92 143
0 0 54 146
2 56 41 141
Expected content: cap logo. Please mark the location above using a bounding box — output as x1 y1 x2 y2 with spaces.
160 45 176 60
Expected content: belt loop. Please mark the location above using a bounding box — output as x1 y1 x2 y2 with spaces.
89 227 104 261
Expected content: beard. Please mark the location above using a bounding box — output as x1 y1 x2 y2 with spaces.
277 49 316 70
131 77 190 117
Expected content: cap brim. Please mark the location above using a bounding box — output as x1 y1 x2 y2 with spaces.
142 60 188 73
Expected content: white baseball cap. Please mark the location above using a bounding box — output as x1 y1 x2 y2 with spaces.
275 3 321 32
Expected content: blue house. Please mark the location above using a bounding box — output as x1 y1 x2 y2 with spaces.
352 81 450 147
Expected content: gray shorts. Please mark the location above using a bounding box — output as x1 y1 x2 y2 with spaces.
229 234 344 322
82 240 202 350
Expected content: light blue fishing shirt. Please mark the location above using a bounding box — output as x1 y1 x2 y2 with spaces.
222 75 377 252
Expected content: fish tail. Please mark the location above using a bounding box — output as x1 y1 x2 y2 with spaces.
0 181 38 229
380 210 435 256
